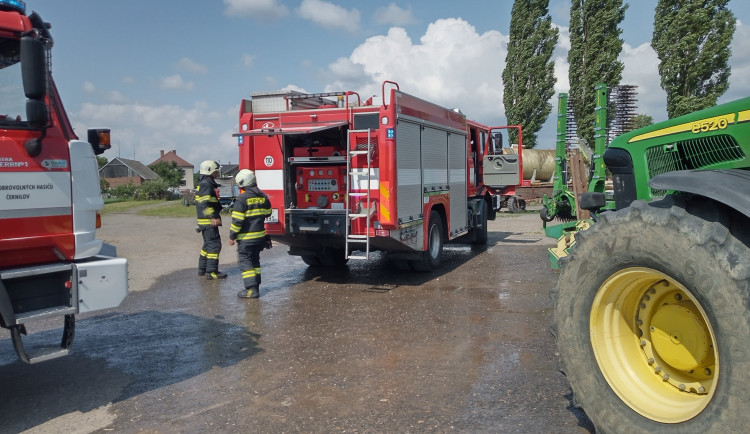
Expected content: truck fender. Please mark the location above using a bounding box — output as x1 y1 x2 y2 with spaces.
649 169 750 218
0 281 16 327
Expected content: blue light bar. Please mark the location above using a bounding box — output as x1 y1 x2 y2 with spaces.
0 0 26 14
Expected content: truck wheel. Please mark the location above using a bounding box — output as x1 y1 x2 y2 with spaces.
319 247 349 267
470 200 488 245
507 196 519 213
301 255 322 266
412 210 443 272
554 195 750 432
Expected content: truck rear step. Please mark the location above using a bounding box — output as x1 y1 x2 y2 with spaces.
10 313 75 364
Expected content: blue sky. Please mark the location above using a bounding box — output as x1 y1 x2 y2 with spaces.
27 0 750 167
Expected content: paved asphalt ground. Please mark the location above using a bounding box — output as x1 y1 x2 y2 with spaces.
0 204 594 433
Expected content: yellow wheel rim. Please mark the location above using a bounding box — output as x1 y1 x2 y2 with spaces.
590 267 718 423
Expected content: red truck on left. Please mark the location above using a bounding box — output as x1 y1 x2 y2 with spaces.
0 0 127 364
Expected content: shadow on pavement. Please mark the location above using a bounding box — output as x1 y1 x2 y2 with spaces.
0 310 260 432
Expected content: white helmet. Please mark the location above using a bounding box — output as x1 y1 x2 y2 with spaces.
235 169 256 188
199 160 220 176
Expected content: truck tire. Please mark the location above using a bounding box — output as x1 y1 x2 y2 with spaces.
319 247 349 267
507 196 519 213
412 210 443 272
470 200 488 245
301 248 348 267
301 255 322 266
554 195 750 432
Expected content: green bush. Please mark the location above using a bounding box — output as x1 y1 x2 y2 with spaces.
109 183 138 199
100 178 110 194
137 179 171 200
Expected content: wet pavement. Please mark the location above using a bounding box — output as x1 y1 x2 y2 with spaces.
0 211 594 433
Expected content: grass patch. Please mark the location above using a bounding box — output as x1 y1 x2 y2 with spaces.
101 200 153 214
138 201 196 218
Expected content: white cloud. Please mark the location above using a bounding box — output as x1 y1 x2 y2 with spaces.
374 3 416 27
620 42 667 121
242 53 255 68
73 101 236 166
223 0 289 19
176 57 208 74
298 0 360 33
159 75 195 91
722 19 750 103
323 19 506 124
82 81 128 104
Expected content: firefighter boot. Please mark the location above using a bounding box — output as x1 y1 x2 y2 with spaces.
237 286 259 299
206 271 228 280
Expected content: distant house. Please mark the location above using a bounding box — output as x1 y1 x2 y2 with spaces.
99 157 159 187
150 149 195 191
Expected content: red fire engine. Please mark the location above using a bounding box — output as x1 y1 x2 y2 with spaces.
0 1 127 363
235 81 522 271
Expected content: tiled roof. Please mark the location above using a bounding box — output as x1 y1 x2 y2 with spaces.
151 149 194 168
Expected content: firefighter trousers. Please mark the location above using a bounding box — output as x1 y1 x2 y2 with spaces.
237 242 264 289
199 226 222 273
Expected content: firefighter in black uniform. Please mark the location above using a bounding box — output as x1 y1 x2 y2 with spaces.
229 169 272 298
196 160 227 280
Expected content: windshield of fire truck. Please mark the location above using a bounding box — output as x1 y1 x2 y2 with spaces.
0 37 27 126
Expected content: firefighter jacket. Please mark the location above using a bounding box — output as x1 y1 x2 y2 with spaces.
229 186 272 245
195 175 223 229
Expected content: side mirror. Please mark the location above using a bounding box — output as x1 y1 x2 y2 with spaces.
492 132 503 153
20 36 48 100
26 100 48 129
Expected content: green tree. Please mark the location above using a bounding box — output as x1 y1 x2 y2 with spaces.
138 178 171 200
502 0 559 149
652 0 735 118
629 113 654 130
96 156 108 169
568 0 627 146
148 161 183 188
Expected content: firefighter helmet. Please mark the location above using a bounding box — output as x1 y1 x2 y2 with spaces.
235 169 256 188
199 160 220 176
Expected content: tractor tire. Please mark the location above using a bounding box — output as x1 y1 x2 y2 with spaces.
412 210 444 272
554 195 750 433
470 200 488 245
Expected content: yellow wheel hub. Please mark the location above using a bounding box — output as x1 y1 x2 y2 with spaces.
590 267 718 423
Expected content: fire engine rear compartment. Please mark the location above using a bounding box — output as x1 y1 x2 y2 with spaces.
272 109 469 258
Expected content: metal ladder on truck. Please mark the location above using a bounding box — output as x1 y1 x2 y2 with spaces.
345 129 375 260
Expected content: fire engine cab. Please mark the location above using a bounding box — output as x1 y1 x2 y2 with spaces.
236 81 522 271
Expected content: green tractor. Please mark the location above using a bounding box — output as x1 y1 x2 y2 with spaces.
554 96 750 431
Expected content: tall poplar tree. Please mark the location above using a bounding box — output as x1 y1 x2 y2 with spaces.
568 0 627 147
502 0 558 149
652 0 735 118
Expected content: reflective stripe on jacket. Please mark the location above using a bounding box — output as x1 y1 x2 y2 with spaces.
196 175 222 229
229 186 272 244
